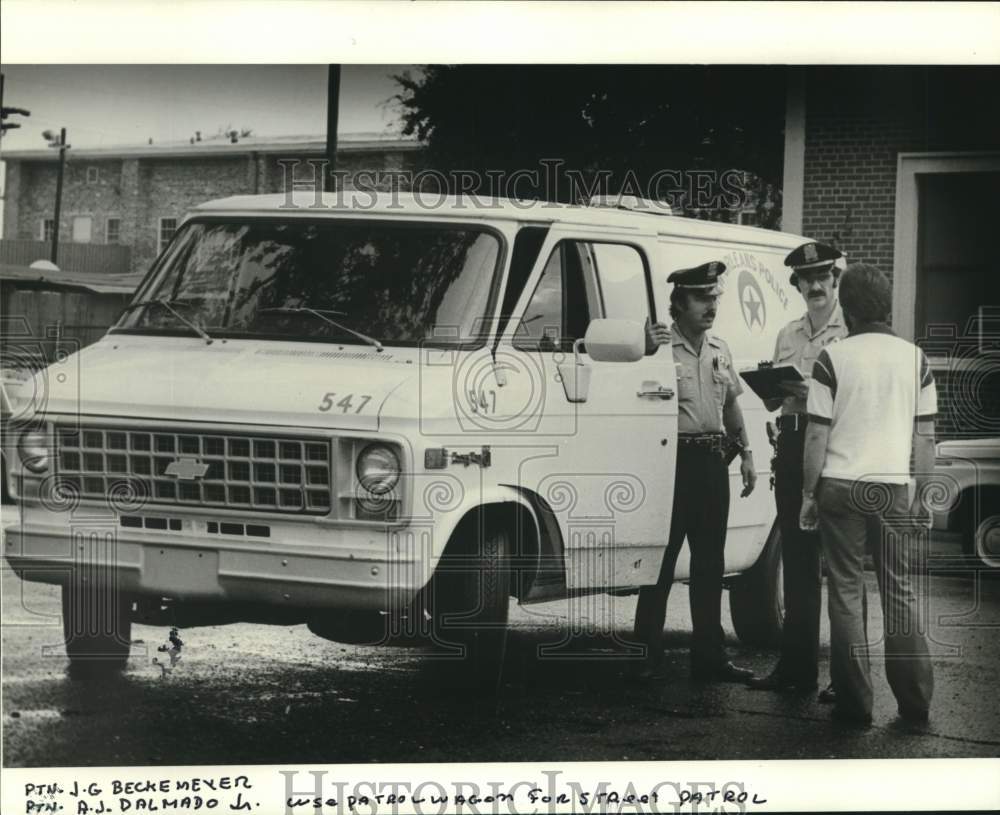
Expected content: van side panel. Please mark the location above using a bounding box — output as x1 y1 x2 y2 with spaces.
655 236 802 574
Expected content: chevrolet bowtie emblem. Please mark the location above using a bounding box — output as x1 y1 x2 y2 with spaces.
164 457 210 480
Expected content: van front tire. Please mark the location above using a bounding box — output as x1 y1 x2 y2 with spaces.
62 583 132 678
729 524 784 647
432 519 511 689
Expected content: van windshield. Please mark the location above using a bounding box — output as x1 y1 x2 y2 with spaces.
115 219 503 346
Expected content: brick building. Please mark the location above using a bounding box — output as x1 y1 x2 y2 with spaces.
781 67 1000 439
1 133 424 275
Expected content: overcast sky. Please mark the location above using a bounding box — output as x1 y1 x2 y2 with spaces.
0 65 416 152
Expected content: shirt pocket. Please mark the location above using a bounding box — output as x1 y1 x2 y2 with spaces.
776 346 797 365
676 366 696 405
712 368 730 403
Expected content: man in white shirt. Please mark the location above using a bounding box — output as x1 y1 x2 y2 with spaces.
800 264 937 726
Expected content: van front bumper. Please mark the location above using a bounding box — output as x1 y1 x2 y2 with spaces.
3 519 431 611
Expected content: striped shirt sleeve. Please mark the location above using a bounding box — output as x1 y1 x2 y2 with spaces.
917 350 937 419
807 348 836 425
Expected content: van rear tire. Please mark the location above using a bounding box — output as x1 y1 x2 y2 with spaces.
729 524 784 647
62 583 132 678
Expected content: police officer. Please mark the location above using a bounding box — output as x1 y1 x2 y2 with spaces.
747 241 847 700
634 261 756 681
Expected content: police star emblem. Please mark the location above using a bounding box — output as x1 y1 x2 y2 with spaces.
804 243 819 263
741 284 764 328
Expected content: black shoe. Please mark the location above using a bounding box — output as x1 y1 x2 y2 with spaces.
747 670 818 692
831 706 873 726
818 682 837 704
898 705 929 723
692 661 754 683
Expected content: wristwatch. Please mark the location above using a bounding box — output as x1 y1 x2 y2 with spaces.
724 436 747 465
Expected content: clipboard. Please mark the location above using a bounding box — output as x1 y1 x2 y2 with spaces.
739 364 805 401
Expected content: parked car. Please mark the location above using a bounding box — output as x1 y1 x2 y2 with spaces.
4 191 813 681
933 437 1000 569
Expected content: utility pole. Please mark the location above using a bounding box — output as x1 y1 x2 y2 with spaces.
324 65 341 192
44 128 70 264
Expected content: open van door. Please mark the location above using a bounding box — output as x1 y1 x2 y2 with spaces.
499 230 678 592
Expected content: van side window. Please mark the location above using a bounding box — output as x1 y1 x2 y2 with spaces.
513 241 600 352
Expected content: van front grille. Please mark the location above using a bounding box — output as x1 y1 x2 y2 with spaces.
55 425 333 515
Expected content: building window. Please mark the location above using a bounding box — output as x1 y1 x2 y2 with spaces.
106 218 121 244
738 209 759 227
40 219 55 242
72 216 93 244
158 218 178 254
86 166 100 184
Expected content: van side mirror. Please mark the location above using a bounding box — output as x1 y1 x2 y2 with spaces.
582 319 646 363
557 319 646 403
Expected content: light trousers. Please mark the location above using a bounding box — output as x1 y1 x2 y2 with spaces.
817 477 934 717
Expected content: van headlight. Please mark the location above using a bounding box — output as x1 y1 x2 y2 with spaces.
17 430 49 474
356 444 400 495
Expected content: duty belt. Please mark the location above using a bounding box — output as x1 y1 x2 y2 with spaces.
777 414 809 432
678 432 726 454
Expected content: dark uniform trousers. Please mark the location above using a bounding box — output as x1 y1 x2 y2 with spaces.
773 426 822 684
634 443 730 670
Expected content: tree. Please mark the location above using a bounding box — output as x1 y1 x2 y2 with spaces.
393 66 786 226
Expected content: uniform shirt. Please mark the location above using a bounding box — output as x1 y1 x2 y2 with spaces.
807 323 937 485
671 322 742 434
771 301 847 416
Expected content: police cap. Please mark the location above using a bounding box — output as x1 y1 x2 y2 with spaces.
784 241 842 285
667 261 726 296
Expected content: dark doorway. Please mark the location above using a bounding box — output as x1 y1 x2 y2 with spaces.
917 171 1000 341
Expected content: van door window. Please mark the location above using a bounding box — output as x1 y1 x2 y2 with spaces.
513 241 600 352
497 225 549 340
590 242 654 324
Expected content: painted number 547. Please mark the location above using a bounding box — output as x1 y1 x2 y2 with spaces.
318 392 372 413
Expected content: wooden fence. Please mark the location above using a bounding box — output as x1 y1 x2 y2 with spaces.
0 240 132 276
1 284 131 360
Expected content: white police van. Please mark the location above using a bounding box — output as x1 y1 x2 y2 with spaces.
4 191 807 680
